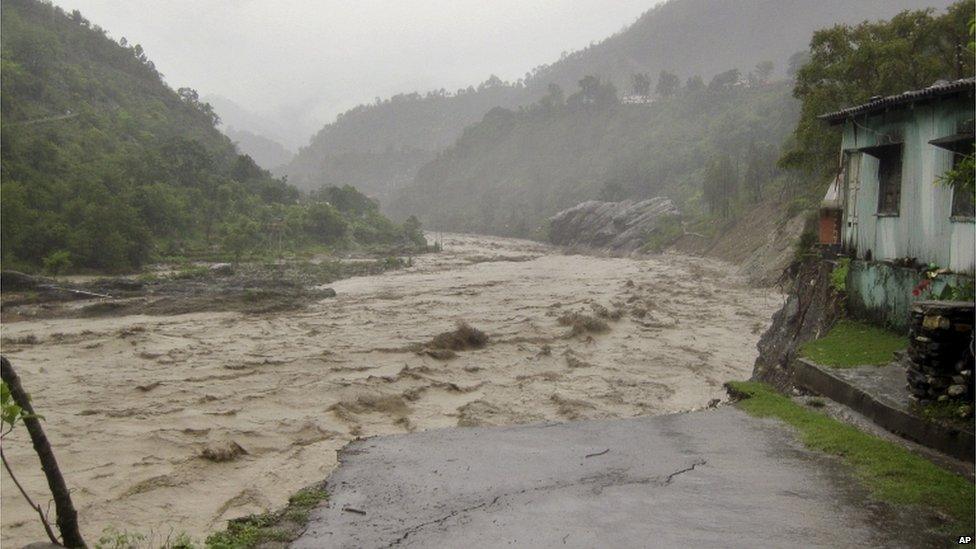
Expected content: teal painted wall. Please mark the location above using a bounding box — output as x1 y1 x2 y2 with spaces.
846 259 973 331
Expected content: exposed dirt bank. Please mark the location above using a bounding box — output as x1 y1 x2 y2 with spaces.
671 197 808 286
0 234 779 545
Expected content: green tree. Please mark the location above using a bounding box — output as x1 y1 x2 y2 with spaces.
313 185 378 216
685 75 705 92
631 72 651 96
781 1 974 176
220 215 261 261
754 61 774 83
401 215 426 247
786 51 810 77
743 141 779 203
540 83 565 110
707 69 741 93
656 70 680 97
41 250 71 275
303 202 348 245
570 75 618 107
703 155 737 218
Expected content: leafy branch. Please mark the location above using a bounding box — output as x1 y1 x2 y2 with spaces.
1 378 59 544
937 145 975 206
1 356 86 547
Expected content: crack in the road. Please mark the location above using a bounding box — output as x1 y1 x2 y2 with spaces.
663 458 707 485
384 458 707 547
387 495 502 547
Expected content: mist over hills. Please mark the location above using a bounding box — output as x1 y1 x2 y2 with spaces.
204 94 300 170
224 127 294 171
389 79 799 237
204 94 304 150
282 0 953 204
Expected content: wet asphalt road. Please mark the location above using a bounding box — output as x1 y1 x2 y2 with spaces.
293 407 943 548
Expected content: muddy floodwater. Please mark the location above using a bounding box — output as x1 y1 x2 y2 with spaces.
0 234 780 545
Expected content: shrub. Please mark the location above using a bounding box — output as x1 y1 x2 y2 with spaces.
830 258 849 293
220 216 262 261
303 202 348 245
42 250 72 276
427 322 489 351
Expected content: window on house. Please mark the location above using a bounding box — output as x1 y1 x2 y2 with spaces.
950 152 974 218
874 144 902 215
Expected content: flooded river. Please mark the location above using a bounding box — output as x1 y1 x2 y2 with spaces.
0 234 780 544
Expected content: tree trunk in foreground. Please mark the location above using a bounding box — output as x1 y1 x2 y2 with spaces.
1 356 86 548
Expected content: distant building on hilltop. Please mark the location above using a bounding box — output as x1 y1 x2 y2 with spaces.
818 77 975 329
621 95 655 105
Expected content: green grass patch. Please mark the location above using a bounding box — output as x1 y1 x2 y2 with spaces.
911 400 974 430
800 319 906 368
205 484 328 549
170 264 212 280
727 381 975 530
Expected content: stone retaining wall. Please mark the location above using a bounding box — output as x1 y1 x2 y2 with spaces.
906 301 974 416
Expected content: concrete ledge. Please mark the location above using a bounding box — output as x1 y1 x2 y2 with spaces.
791 358 974 462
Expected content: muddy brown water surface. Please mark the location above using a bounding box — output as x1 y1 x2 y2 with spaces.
0 234 780 545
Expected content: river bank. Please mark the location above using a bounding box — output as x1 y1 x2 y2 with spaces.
0 233 779 545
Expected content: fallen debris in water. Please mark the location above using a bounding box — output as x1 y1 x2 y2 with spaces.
200 441 248 462
557 312 610 337
425 322 489 351
424 348 458 360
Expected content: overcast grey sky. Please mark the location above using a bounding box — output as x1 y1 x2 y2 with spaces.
51 0 662 136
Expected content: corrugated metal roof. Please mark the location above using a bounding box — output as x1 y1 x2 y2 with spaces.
819 77 975 124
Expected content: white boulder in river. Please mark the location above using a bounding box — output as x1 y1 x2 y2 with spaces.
548 197 679 252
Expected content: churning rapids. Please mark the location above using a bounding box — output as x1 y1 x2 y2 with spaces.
1 233 780 544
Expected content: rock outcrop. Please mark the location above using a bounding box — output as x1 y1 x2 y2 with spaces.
752 259 844 389
547 198 679 253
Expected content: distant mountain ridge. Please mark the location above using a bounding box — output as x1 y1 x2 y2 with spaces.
387 80 800 237
224 126 294 171
282 0 953 203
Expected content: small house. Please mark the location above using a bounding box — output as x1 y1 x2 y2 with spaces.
819 78 975 329
819 77 975 272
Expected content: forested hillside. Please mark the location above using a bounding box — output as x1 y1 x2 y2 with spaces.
283 82 524 199
388 0 972 242
0 0 422 272
389 76 799 237
283 0 952 203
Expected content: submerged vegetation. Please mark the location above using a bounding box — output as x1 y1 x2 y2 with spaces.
426 322 490 352
205 485 329 549
94 484 331 548
728 381 975 531
800 320 907 368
